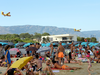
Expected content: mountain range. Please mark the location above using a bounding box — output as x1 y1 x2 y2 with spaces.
0 25 100 40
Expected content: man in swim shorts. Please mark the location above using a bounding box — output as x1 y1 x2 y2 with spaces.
57 42 65 65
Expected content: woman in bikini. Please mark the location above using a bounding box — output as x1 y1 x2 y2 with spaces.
52 60 81 70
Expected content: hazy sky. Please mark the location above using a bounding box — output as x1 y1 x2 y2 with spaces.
0 0 100 31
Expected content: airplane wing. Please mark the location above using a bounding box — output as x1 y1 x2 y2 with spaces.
7 12 10 15
6 12 10 15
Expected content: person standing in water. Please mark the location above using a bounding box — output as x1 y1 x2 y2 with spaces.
5 45 11 70
57 42 65 65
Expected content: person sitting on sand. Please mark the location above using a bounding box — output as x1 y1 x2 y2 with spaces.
3 68 23 75
43 59 55 75
24 64 34 75
93 48 98 59
52 60 81 70
0 55 6 67
94 51 100 63
31 54 42 71
64 55 81 64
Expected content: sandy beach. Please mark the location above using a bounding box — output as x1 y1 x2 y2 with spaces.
0 58 100 75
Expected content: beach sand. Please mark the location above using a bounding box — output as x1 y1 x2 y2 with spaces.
0 58 100 75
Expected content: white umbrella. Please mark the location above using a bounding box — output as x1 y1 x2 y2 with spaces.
36 47 51 53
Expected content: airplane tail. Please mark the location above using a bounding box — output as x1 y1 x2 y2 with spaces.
8 15 11 16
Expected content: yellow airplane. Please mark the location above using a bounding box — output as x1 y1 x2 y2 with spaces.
1 11 11 16
74 28 81 32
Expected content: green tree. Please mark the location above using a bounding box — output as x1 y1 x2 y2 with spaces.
77 37 81 41
42 32 50 36
30 34 34 40
34 32 41 42
81 37 85 42
42 37 46 43
14 38 23 43
46 37 50 43
85 37 91 42
91 37 97 42
19 33 26 39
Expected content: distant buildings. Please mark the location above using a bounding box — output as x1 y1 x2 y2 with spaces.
41 34 77 43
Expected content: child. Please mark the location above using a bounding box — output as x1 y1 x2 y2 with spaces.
86 55 93 75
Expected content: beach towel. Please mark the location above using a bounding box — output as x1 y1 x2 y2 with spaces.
52 70 60 73
51 68 71 70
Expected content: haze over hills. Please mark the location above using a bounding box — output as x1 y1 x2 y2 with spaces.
0 25 100 40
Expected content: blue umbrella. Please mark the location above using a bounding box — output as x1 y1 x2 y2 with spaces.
75 44 79 47
45 43 51 47
41 43 46 47
23 43 32 47
0 42 8 46
14 43 18 48
81 42 87 45
62 43 66 46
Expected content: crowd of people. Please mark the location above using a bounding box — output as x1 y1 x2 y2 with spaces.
0 42 100 75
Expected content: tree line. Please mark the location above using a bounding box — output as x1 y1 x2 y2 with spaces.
0 32 50 43
0 32 98 43
77 37 98 42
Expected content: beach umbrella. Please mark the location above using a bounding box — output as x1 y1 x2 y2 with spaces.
26 47 38 51
53 43 58 45
10 56 33 69
41 43 46 47
8 42 14 46
95 46 100 49
96 43 100 47
9 48 20 54
73 42 78 45
23 43 32 47
75 44 79 47
0 42 8 46
45 43 51 47
36 47 51 53
81 42 88 45
62 44 68 48
62 43 66 46
53 43 58 47
14 43 18 48
16 42 26 47
10 48 19 51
